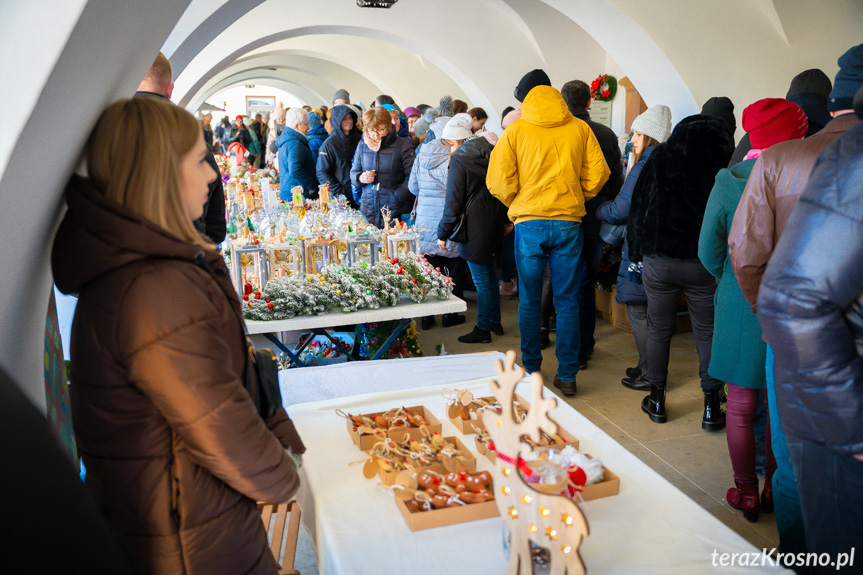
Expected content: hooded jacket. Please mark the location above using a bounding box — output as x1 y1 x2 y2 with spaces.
277 126 318 200
306 120 328 160
409 116 459 258
438 136 509 265
350 129 416 228
627 114 734 262
757 120 863 454
316 105 361 206
486 86 610 224
729 113 859 306
52 176 303 575
697 159 766 388
596 144 657 306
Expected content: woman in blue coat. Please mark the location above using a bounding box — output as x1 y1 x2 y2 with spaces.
596 105 672 391
350 108 415 228
698 98 808 522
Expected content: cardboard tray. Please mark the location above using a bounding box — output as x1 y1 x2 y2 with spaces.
578 464 620 502
446 395 500 435
375 436 477 486
347 405 442 451
394 485 499 531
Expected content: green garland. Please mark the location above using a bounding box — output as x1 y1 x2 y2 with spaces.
243 254 454 321
590 74 618 102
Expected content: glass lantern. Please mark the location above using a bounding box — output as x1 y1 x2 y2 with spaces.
267 243 303 279
346 233 378 267
230 243 270 295
386 232 421 259
303 237 340 274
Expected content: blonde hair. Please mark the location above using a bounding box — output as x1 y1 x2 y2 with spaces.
85 97 212 249
363 107 393 133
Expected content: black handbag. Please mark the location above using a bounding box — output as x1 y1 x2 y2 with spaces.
195 254 283 420
449 189 482 244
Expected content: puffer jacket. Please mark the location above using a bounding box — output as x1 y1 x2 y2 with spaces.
757 120 863 455
409 116 459 258
438 136 509 265
316 105 361 207
52 175 303 575
596 144 657 306
306 124 328 160
627 114 734 263
729 113 859 306
277 126 318 200
486 85 610 224
350 129 416 228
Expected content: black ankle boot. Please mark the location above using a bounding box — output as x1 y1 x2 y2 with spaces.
641 385 667 423
441 313 466 327
490 322 504 336
421 316 435 330
458 326 491 344
702 389 726 432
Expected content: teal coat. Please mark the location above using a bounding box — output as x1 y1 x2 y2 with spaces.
698 159 766 389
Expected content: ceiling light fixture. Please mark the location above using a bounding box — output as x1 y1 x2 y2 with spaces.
356 0 398 8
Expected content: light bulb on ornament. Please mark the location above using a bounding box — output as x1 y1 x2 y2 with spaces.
502 467 511 476
501 486 510 495
562 513 573 526
540 507 550 517
522 494 532 505
528 524 538 534
508 507 518 518
562 545 572 554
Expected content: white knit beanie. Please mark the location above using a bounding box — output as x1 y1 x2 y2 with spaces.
441 113 473 141
631 105 672 143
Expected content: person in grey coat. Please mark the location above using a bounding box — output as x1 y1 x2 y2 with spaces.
409 114 472 329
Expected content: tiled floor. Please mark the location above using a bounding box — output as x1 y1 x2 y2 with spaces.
416 290 780 552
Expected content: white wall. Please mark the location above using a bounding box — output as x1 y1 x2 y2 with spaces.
206 84 303 119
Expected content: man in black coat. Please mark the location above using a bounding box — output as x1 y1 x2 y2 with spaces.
316 105 362 208
135 53 226 244
561 80 624 367
757 85 863 572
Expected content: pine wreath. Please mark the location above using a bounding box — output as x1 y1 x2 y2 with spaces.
590 74 617 102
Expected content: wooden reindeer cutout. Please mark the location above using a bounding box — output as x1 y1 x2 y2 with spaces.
481 351 589 575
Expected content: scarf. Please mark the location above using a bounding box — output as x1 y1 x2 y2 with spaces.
364 131 383 152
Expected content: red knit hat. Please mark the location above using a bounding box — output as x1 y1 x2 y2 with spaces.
235 114 244 122
742 98 808 149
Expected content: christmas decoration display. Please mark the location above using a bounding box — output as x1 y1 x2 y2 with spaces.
443 388 503 434
392 467 495 512
341 405 442 450
354 319 424 360
242 254 453 321
520 446 605 499
590 74 618 102
359 429 476 484
480 351 590 575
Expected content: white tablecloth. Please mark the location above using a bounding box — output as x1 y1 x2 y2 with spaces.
283 355 790 575
247 295 466 334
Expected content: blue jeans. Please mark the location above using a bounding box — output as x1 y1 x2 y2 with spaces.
577 237 602 360
790 440 863 573
766 346 809 559
515 220 583 381
466 261 501 330
500 231 516 282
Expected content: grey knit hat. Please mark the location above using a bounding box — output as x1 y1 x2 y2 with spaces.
332 88 350 104
435 95 454 117
631 105 672 143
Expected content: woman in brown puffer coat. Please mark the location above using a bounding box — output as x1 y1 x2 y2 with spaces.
52 97 303 575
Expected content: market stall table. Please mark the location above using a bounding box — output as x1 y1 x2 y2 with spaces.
247 295 466 366
282 354 790 574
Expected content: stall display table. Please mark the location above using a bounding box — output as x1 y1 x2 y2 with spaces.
282 355 790 574
247 296 466 366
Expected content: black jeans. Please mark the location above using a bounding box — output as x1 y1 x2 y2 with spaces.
642 256 721 392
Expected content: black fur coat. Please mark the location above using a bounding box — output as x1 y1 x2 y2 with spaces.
627 114 734 262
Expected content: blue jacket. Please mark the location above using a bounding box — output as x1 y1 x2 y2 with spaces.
758 119 863 455
350 130 416 228
277 127 319 200
307 124 328 160
596 144 656 305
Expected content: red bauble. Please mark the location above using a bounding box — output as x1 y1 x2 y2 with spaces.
255 291 261 299
265 298 271 303
247 301 253 308
411 278 418 284
243 295 249 301
267 303 274 310
392 258 399 264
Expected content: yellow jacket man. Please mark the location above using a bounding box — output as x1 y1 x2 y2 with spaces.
487 72 610 395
